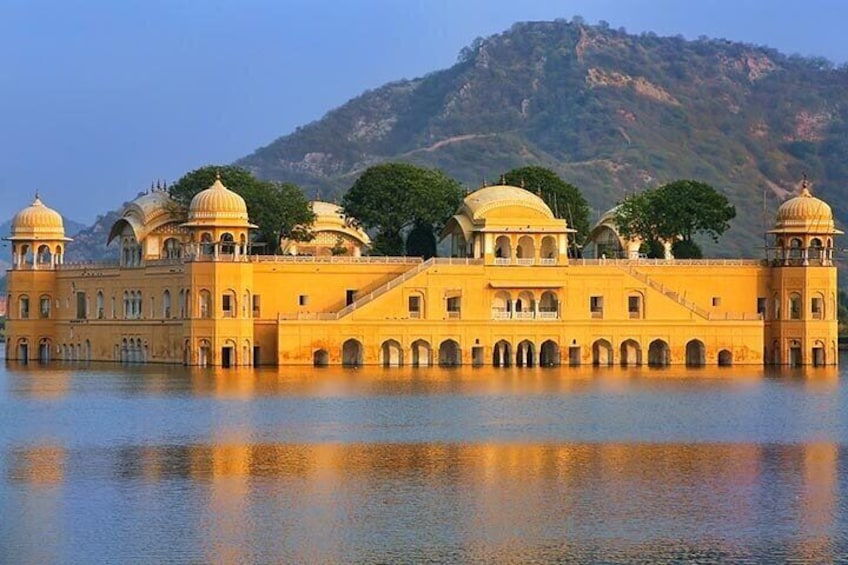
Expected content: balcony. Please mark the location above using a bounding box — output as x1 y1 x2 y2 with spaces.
494 258 511 266
491 309 559 320
539 258 557 266
515 258 535 266
447 311 461 319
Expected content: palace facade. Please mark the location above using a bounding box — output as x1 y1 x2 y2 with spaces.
4 177 841 367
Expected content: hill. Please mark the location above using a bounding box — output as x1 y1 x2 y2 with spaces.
236 18 848 257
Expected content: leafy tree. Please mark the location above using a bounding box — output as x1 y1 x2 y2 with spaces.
501 166 590 244
614 180 735 257
168 165 314 253
405 221 437 259
342 163 462 256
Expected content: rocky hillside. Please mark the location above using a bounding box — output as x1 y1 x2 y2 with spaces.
237 19 848 257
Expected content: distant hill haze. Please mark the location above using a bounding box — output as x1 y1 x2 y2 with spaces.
236 19 848 257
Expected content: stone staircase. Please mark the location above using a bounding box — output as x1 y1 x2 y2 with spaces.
619 266 711 319
334 258 483 319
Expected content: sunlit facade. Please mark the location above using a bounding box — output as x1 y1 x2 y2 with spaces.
4 177 841 367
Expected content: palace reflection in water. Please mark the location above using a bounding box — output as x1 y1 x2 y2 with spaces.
2 354 847 563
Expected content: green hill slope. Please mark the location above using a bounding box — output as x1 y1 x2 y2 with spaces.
237 19 848 257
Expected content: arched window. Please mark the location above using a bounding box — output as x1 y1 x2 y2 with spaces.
494 236 512 263
39 294 51 319
540 236 557 264
110 296 116 318
199 290 212 318
516 236 535 263
789 292 802 320
809 238 823 263
178 289 186 318
36 244 52 267
491 291 512 319
19 295 30 319
222 289 236 318
163 289 171 318
201 232 214 255
221 232 235 254
123 291 130 319
539 291 558 318
162 238 181 259
96 291 104 319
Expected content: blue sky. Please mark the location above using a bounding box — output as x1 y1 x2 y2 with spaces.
3 0 848 223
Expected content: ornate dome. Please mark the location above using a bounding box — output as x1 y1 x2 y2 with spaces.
310 201 371 243
773 183 837 234
183 176 251 227
461 184 554 221
9 195 67 240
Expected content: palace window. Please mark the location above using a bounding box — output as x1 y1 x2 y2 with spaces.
628 295 642 319
163 289 171 319
39 295 51 319
199 290 212 319
757 297 767 317
712 297 721 307
789 293 802 320
96 291 104 319
346 289 357 306
19 295 29 319
812 296 823 320
590 296 604 319
446 296 461 318
252 295 261 318
408 295 421 318
76 292 87 320
299 294 309 307
222 293 234 317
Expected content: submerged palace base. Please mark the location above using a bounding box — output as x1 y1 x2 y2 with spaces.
4 181 840 368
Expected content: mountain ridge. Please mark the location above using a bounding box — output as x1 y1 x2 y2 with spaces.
236 18 848 257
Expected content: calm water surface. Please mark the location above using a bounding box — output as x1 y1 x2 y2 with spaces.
2 343 848 563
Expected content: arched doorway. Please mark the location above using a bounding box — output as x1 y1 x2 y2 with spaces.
493 340 512 367
16 338 29 362
516 340 535 367
539 340 560 366
381 339 403 367
592 339 613 366
438 340 461 366
648 339 670 367
198 339 212 367
494 236 512 263
38 338 51 363
718 349 733 366
620 339 642 366
411 339 431 367
685 339 705 367
313 349 329 367
342 339 363 367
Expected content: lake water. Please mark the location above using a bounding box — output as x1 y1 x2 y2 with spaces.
2 343 848 563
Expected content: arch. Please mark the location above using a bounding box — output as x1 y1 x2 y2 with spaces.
809 237 823 262
198 339 212 367
221 338 236 367
313 349 329 367
162 289 172 318
96 291 104 319
515 291 535 318
516 235 535 260
516 339 535 367
183 339 191 365
162 237 181 259
538 291 558 318
342 339 363 367
16 337 30 362
199 289 212 318
539 340 560 366
789 340 803 367
36 244 52 267
592 339 613 366
411 339 432 367
200 232 214 255
221 289 237 318
438 339 461 366
811 291 825 320
718 349 733 366
789 292 802 320
685 339 706 367
221 232 235 254
381 339 403 367
494 236 512 261
38 338 52 363
492 291 512 318
620 339 642 366
493 340 512 367
243 290 251 318
540 236 557 262
812 340 826 367
178 289 186 318
648 339 670 367
18 294 30 319
39 294 51 319
85 339 92 363
121 338 129 363
123 291 130 319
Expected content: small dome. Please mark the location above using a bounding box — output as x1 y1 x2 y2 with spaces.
774 183 836 233
10 195 66 239
184 176 251 227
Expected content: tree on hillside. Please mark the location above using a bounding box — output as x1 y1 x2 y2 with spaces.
501 166 591 245
169 165 314 253
342 163 463 256
614 180 736 258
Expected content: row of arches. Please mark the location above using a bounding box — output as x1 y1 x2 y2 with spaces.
493 235 559 263
491 291 559 319
11 243 65 269
311 338 734 367
58 341 92 362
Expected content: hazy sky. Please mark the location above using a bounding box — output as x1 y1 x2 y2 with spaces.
3 0 848 223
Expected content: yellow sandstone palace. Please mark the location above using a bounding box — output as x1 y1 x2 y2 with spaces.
3 177 841 367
